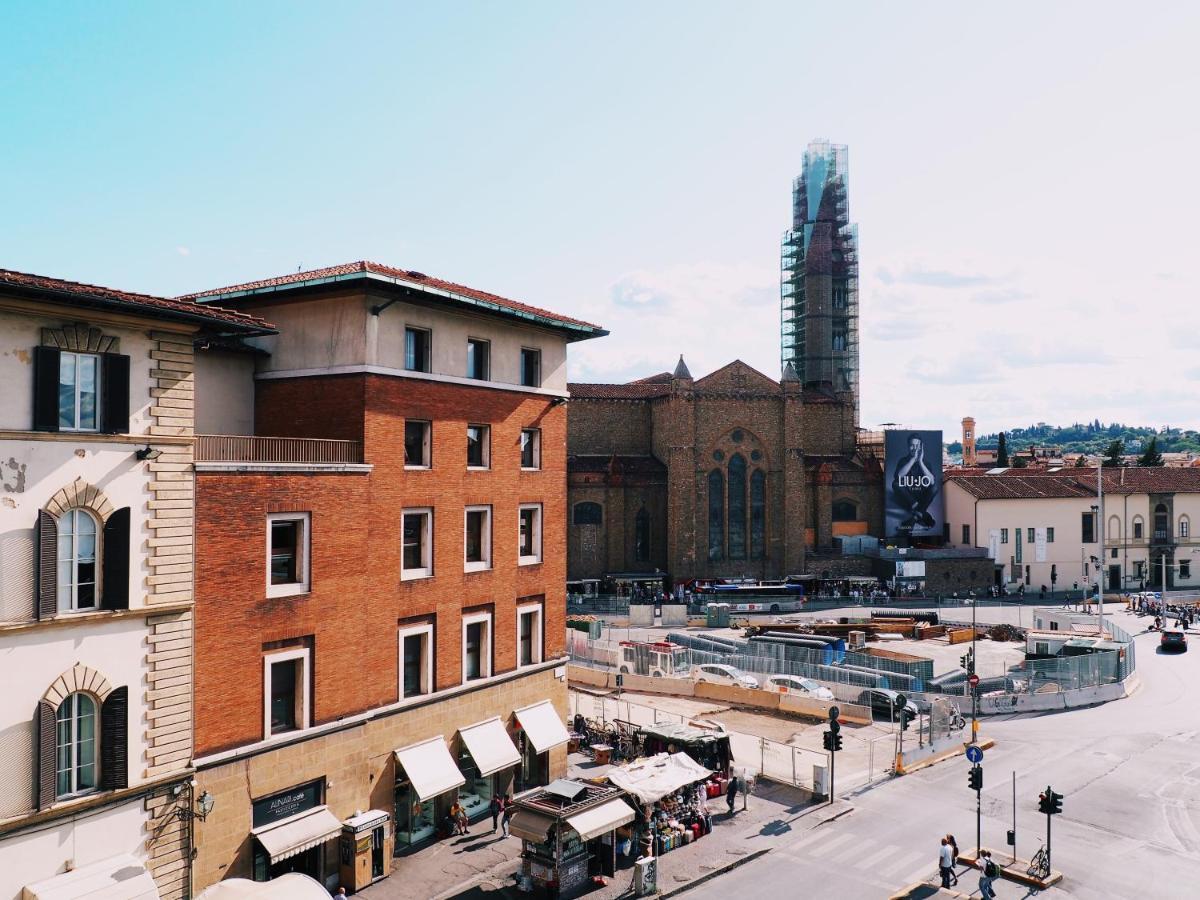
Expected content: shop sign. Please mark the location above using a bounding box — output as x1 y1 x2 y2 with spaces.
253 779 323 828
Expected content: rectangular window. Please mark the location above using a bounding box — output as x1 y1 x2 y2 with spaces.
405 327 431 373
58 352 100 431
520 348 541 388
264 648 310 738
831 329 847 352
462 612 492 682
1082 512 1096 544
467 424 490 469
1134 521 1144 540
519 504 543 564
1000 528 1009 544
520 429 541 470
399 623 434 699
1047 527 1055 543
1027 528 1035 543
1183 520 1191 539
404 420 431 468
962 524 971 545
1182 560 1192 579
402 509 433 579
464 506 492 572
517 603 543 668
267 513 310 598
466 338 490 380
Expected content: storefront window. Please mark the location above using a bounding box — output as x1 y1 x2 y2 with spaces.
515 730 549 793
456 752 495 821
394 779 436 847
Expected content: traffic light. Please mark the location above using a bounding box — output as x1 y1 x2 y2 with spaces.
1038 792 1050 814
1050 790 1063 815
833 731 843 752
1037 786 1063 815
899 708 913 732
968 765 982 791
823 731 833 751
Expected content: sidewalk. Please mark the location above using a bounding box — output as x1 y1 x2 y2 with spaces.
357 781 853 900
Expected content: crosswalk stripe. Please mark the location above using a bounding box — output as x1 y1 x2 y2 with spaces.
879 852 927 878
829 841 865 864
899 864 938 887
787 827 848 854
799 831 856 857
856 844 902 870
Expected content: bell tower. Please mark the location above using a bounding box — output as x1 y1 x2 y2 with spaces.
962 417 977 466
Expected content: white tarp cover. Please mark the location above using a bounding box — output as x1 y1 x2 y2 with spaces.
565 798 637 841
605 752 712 805
252 805 342 864
395 735 466 801
22 854 159 900
195 874 328 900
459 716 522 777
514 700 570 753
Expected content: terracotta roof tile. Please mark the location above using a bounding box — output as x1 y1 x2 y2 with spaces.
567 381 670 400
948 466 1200 499
0 268 272 332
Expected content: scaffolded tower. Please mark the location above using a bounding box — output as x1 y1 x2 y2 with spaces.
781 139 859 424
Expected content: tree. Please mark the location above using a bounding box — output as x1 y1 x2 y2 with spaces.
997 432 1009 467
1074 454 1087 468
1138 436 1165 467
1102 439 1125 468
1012 456 1028 468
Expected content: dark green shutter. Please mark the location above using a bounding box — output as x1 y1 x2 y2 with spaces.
101 508 130 610
100 353 130 434
33 346 61 432
36 510 57 620
37 700 57 809
99 687 129 790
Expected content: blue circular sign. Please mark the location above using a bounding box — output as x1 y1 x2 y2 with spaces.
966 744 983 764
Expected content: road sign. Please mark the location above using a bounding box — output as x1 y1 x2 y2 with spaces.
967 673 980 688
828 706 840 721
966 744 983 764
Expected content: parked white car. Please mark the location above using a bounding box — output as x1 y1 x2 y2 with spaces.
692 664 759 689
763 674 834 701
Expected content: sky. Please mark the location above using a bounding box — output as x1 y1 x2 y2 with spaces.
3 2 1198 437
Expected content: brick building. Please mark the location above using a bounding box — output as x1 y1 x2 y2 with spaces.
566 357 883 583
186 262 604 891
0 270 268 899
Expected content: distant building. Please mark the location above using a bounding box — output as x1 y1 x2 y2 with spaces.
961 417 977 466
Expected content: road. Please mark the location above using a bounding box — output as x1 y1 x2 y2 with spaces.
684 605 1200 898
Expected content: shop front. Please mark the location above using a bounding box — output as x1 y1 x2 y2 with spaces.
394 735 466 849
339 809 392 891
605 752 715 859
456 716 522 822
250 780 343 884
512 700 570 793
510 780 635 897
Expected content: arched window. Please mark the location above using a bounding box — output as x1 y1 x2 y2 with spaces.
750 470 766 560
1180 516 1190 540
573 502 603 526
56 692 98 797
727 454 747 560
1155 504 1170 542
57 509 98 612
635 507 650 562
832 500 858 522
707 470 724 561
1133 516 1144 540
1108 515 1120 539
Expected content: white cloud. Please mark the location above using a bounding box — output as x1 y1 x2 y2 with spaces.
176 246 191 257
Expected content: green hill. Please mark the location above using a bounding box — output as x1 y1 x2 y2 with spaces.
945 422 1200 456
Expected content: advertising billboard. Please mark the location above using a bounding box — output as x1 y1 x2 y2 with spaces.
884 430 944 539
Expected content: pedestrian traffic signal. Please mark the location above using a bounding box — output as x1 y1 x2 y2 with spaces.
1038 791 1049 814
1049 790 1063 815
968 765 982 791
833 731 843 752
1037 786 1063 815
899 707 914 732
823 730 833 751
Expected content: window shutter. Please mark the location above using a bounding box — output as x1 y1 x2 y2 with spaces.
33 346 61 432
99 687 129 790
37 700 57 809
36 510 57 620
100 353 130 434
101 508 131 610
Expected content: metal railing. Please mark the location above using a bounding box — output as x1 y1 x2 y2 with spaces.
195 434 364 464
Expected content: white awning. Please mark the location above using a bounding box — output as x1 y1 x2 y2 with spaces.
196 874 329 900
395 735 466 801
459 716 522 777
514 700 570 754
605 752 712 805
565 798 636 841
252 806 342 864
22 854 160 900
509 809 556 843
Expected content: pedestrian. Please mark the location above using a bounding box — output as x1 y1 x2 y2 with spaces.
450 799 469 835
945 834 960 885
938 837 954 889
726 776 738 813
501 795 513 837
336 889 347 898
490 794 504 833
979 849 999 899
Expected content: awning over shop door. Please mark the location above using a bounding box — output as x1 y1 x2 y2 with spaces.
22 853 160 900
514 700 570 754
252 806 343 864
565 798 636 841
395 735 466 801
509 809 556 843
458 716 522 777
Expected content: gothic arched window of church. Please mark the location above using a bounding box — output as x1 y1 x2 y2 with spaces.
635 506 650 562
708 470 724 561
728 454 747 559
832 499 858 522
750 469 766 559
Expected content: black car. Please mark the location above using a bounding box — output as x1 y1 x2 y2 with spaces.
856 688 920 721
1161 630 1188 652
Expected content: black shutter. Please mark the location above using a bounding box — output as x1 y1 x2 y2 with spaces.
100 353 130 434
99 687 129 790
101 508 130 610
36 510 57 620
37 700 57 809
32 346 61 432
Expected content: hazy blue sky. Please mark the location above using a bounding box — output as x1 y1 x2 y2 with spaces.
3 2 1198 436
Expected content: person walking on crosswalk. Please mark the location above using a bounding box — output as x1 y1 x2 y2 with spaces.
938 837 954 888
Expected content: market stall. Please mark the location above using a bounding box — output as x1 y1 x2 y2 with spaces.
604 752 716 858
635 723 732 776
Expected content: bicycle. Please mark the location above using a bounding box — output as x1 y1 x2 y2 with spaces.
1027 844 1050 879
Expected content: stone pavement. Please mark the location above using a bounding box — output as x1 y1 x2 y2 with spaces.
357 782 854 900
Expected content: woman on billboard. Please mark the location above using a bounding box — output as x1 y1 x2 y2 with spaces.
893 433 938 531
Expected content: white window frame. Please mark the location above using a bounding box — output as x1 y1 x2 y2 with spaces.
518 503 543 565
517 602 543 668
263 647 311 739
466 424 491 470
1181 517 1191 539
59 351 101 432
464 505 493 572
55 691 99 798
401 508 434 580
520 428 541 471
462 611 493 682
58 507 100 613
466 337 491 381
266 513 311 599
398 622 435 699
404 419 432 470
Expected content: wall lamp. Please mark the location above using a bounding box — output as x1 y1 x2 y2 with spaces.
135 446 162 461
176 788 215 822
550 396 568 407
